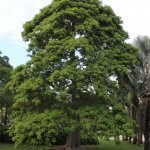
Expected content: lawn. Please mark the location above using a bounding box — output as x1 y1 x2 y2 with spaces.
88 140 144 150
0 140 144 150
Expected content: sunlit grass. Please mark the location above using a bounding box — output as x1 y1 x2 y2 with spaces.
0 140 144 150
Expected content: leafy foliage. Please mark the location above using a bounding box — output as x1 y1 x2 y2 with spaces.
0 51 12 108
9 110 68 147
0 52 12 143
79 104 134 141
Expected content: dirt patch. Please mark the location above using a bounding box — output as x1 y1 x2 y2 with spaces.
51 146 65 150
51 146 99 150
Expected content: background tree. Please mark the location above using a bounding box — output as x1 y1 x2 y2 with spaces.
135 36 150 150
117 75 143 145
0 51 12 142
8 0 137 149
124 36 150 150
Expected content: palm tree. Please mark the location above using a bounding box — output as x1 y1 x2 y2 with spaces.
119 73 143 145
127 36 150 150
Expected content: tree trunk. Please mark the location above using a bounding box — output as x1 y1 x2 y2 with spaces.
144 99 150 150
132 105 137 144
127 104 132 144
129 137 132 143
136 105 143 146
122 136 128 141
66 128 81 150
137 131 143 146
4 107 8 125
133 136 137 144
1 106 3 124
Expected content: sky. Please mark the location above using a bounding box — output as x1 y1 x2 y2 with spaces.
0 0 150 67
0 0 51 67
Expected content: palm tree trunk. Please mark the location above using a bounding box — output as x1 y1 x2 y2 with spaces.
136 105 143 145
144 99 150 150
131 105 137 144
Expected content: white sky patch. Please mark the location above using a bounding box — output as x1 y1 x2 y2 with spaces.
3 0 148 43
0 0 149 44
0 0 51 42
109 76 117 82
103 0 150 42
75 34 80 39
0 0 150 66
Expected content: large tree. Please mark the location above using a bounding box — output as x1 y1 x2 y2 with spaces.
0 51 12 142
0 51 12 125
8 0 137 149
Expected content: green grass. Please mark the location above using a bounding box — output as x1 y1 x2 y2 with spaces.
89 140 144 150
0 141 144 150
0 144 34 150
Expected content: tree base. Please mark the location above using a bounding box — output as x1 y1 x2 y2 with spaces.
66 148 81 150
66 128 81 150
